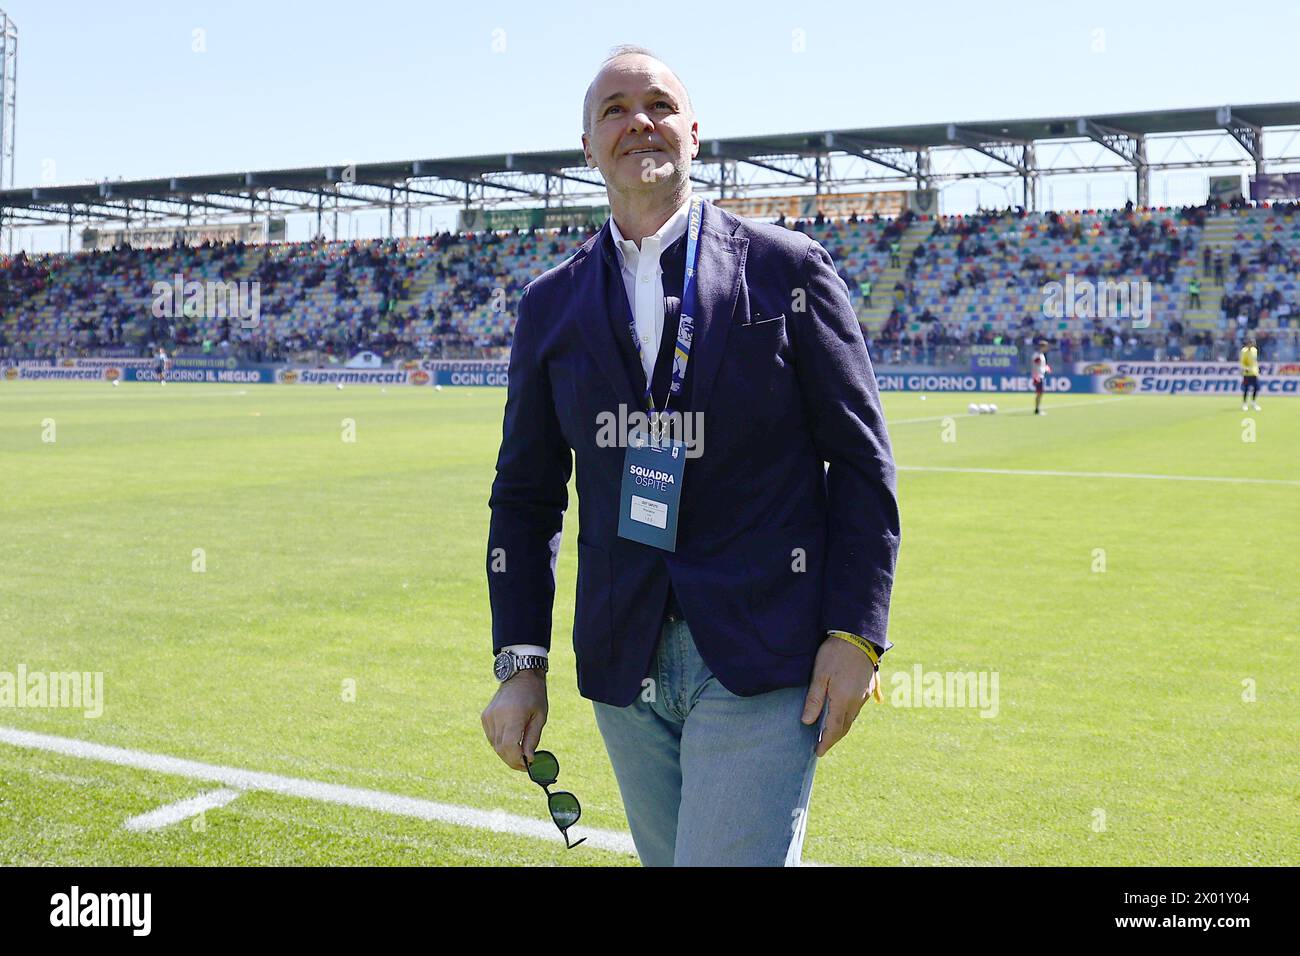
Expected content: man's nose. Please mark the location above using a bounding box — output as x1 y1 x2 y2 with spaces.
625 111 655 134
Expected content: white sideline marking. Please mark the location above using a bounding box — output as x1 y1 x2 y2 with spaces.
887 396 1125 425
898 465 1300 486
0 726 637 854
124 788 242 832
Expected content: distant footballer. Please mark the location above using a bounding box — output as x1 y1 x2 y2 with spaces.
155 346 171 386
1240 336 1261 411
1031 340 1051 415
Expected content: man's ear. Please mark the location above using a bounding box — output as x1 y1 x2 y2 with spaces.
581 133 595 168
689 119 700 160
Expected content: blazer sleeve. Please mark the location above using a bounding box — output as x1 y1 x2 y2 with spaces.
486 284 574 652
790 239 901 653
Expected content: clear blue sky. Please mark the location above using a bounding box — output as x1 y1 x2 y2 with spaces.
4 0 1299 249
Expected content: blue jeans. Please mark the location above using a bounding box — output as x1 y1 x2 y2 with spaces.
592 618 822 866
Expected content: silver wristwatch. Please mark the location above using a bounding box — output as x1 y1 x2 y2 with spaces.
493 650 548 683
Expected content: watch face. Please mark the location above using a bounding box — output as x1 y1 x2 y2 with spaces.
493 652 514 682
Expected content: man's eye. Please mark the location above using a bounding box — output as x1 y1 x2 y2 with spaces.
654 101 672 110
605 105 622 116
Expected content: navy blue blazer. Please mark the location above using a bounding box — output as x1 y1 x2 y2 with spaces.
487 199 900 706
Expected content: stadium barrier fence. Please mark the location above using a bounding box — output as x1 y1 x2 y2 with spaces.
4 358 1298 394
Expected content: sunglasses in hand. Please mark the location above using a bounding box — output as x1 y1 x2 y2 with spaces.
524 750 587 850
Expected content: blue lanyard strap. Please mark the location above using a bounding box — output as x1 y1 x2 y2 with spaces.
625 195 703 421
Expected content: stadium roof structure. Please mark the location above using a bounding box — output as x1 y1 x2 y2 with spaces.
3 102 1300 237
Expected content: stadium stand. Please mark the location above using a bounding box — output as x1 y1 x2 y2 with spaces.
3 203 1299 366
807 202 1300 364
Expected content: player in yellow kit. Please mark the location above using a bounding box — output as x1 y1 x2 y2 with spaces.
1240 336 1261 411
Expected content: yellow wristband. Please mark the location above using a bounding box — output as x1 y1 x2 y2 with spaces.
826 630 884 703
827 630 879 665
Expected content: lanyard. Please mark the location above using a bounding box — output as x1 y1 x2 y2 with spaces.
624 195 703 430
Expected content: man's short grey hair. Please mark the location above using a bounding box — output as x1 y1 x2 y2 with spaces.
582 44 693 136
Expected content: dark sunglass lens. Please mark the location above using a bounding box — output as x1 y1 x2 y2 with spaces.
548 791 581 829
527 751 559 785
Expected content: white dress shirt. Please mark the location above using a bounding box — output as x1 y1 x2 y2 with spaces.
500 194 694 666
608 195 693 388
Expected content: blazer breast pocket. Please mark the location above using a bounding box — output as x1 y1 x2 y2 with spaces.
742 311 786 328
723 311 792 408
733 312 787 356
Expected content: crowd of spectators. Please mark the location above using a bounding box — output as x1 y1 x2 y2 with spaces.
0 230 538 363
843 200 1298 367
4 201 1300 369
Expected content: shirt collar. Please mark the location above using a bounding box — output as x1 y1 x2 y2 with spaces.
608 194 694 271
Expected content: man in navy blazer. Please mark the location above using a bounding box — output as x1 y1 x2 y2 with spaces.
482 45 900 866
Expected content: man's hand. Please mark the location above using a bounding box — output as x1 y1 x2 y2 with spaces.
801 636 879 758
481 670 548 771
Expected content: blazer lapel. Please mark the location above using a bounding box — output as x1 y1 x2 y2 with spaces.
581 222 644 410
686 201 748 418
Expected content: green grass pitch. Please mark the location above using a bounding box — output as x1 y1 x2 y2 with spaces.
0 380 1295 866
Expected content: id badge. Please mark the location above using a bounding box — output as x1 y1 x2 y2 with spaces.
617 430 687 551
